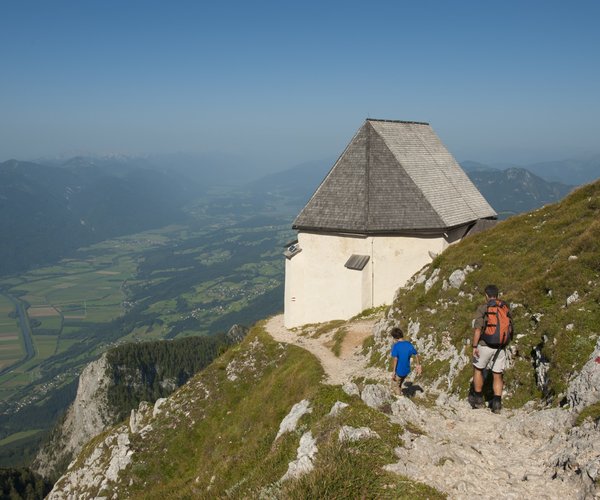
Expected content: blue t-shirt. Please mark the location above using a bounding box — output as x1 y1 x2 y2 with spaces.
391 340 418 377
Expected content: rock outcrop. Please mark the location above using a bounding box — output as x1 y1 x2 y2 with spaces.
33 354 113 480
566 337 600 410
47 400 157 499
35 325 248 481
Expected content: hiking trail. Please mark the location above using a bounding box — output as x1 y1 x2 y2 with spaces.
265 314 590 499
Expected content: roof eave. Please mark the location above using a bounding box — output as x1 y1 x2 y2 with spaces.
292 216 498 237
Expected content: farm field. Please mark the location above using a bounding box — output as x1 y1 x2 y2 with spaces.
0 210 294 466
0 295 23 373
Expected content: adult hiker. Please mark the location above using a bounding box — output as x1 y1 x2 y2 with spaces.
390 326 422 396
468 284 513 413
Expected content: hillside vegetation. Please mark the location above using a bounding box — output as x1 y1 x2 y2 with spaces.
46 181 600 498
105 331 243 421
33 331 245 483
0 159 191 276
50 327 443 499
466 166 574 218
374 179 600 408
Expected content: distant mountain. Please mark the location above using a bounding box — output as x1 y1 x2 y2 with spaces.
525 155 600 185
466 166 574 218
460 160 499 173
247 158 575 220
0 159 193 276
244 158 333 211
40 152 269 188
144 152 271 187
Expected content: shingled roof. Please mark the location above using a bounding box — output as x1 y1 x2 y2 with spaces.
293 119 497 234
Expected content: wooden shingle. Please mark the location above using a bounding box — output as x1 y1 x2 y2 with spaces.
293 119 496 234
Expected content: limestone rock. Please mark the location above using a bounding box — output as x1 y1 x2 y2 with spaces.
566 291 580 306
225 324 250 344
328 401 349 417
361 384 393 409
391 397 423 424
566 337 600 410
504 407 573 439
425 268 440 292
129 408 138 434
342 382 360 397
547 419 600 496
280 431 318 482
153 397 167 418
47 425 133 500
532 344 550 393
33 353 113 479
407 320 420 337
276 399 312 440
448 269 466 289
338 425 379 442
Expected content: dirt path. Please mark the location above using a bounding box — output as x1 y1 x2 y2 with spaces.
265 314 383 385
264 314 587 499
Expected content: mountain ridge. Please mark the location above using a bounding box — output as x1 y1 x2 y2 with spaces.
0 159 192 276
45 180 600 498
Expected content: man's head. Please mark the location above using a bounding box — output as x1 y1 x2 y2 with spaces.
390 327 404 340
485 284 499 299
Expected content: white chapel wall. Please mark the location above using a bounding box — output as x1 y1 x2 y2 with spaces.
284 233 371 328
284 232 449 328
370 234 448 306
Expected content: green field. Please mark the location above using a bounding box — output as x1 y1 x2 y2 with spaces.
0 237 146 406
0 295 23 372
0 214 293 465
0 429 44 447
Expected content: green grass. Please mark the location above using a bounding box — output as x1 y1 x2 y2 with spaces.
384 180 600 407
70 325 445 499
32 335 58 359
0 429 43 446
350 305 388 320
575 402 600 426
327 327 348 357
119 326 325 499
282 439 444 499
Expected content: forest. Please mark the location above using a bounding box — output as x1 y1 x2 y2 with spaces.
105 334 240 421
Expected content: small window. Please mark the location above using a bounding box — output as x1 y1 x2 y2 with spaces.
345 254 370 270
284 243 302 259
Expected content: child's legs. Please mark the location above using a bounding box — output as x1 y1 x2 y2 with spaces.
392 375 406 395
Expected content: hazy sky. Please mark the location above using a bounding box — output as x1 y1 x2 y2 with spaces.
1 0 599 169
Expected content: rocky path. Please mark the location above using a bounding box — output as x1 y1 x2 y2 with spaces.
265 314 383 385
264 314 592 499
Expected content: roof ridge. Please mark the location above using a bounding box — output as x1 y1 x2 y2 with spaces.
293 119 496 233
410 127 481 222
366 118 429 126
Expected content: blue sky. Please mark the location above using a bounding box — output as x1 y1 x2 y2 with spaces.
1 0 599 169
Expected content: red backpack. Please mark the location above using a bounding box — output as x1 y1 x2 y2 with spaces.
482 299 513 347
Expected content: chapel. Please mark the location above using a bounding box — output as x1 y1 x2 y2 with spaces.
284 118 496 328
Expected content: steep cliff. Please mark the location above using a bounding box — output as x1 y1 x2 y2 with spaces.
33 354 112 481
47 327 443 499
34 327 248 481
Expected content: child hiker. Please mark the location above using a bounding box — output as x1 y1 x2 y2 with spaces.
390 326 422 396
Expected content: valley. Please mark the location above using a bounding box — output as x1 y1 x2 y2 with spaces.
0 208 295 466
0 151 597 475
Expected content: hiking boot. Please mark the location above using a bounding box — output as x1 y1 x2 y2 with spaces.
491 398 502 414
390 381 402 396
468 392 484 409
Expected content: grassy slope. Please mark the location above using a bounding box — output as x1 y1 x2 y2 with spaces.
67 324 443 499
384 180 600 407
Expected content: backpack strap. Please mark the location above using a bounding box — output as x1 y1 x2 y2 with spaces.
489 346 503 372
